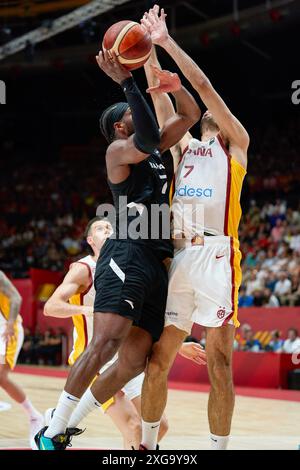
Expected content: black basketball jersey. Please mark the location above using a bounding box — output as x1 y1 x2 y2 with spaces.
108 149 174 260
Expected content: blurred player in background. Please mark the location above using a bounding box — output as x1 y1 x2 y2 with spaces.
40 217 205 449
140 5 249 450
0 270 44 449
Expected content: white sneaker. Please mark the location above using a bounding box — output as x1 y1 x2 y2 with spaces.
44 407 55 426
29 412 45 450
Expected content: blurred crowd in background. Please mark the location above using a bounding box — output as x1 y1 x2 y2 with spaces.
19 327 67 366
188 325 300 354
1 116 300 308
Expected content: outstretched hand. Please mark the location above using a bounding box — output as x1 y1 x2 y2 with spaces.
96 49 131 84
179 342 207 366
146 65 181 94
141 4 169 46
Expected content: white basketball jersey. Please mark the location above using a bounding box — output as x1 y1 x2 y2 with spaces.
171 135 246 240
68 255 96 365
68 254 120 369
77 255 96 310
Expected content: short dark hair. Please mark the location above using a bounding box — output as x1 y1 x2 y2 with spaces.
84 216 103 238
99 102 129 143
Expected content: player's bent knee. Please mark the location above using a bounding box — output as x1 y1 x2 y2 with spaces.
127 414 142 437
146 355 171 380
88 336 121 365
208 356 233 387
119 358 146 381
118 350 147 379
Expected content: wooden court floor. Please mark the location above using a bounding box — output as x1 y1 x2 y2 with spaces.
0 371 300 450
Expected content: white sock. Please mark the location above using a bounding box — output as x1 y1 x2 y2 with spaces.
141 419 160 450
44 390 80 438
21 398 40 420
68 388 102 428
210 433 229 450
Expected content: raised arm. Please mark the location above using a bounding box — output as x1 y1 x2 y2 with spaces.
157 77 200 154
144 46 192 168
96 50 160 183
142 5 249 168
44 263 93 318
0 271 22 340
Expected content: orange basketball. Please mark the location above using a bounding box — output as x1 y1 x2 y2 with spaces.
102 20 152 71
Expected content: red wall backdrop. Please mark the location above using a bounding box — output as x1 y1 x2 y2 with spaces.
12 270 300 389
13 268 64 331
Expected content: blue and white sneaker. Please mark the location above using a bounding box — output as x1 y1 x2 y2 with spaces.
34 426 71 450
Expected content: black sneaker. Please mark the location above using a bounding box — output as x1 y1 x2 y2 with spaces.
138 444 160 450
67 427 85 438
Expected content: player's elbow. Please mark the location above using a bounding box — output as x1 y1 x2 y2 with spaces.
179 107 200 130
242 130 250 149
15 294 22 310
234 127 250 151
189 104 201 125
44 299 54 317
133 131 160 155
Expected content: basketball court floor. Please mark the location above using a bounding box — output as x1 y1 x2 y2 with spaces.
1 367 300 450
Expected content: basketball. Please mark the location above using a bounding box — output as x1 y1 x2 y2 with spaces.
102 20 152 71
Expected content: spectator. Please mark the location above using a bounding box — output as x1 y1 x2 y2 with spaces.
38 328 64 365
274 272 292 304
18 328 34 364
238 286 254 307
271 219 284 243
246 270 263 296
265 271 278 292
265 330 284 352
290 227 300 253
252 289 265 306
281 274 300 306
240 326 262 352
263 288 280 307
282 328 300 354
261 248 277 271
30 325 44 364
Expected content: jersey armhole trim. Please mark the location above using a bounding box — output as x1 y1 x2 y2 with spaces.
72 262 93 296
217 133 231 159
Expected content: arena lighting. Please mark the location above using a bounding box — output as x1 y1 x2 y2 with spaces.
0 0 130 61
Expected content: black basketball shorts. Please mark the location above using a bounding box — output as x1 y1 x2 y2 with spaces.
94 239 169 342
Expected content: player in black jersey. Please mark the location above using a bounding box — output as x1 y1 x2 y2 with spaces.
35 49 200 450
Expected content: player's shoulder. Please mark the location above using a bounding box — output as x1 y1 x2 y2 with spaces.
68 258 92 279
0 270 10 285
106 138 126 158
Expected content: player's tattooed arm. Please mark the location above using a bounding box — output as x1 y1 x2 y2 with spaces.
0 271 22 341
44 263 93 318
0 271 22 323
